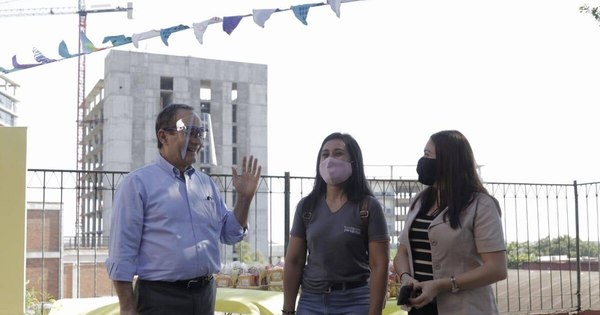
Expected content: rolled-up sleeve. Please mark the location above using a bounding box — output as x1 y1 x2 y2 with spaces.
221 210 246 244
105 175 145 281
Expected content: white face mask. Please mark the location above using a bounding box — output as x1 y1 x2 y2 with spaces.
319 157 353 185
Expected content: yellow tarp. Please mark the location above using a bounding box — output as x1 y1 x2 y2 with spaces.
49 288 406 315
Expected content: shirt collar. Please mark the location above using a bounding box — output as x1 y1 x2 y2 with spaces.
156 154 196 178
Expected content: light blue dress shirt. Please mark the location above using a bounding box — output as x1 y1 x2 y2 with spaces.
106 155 246 282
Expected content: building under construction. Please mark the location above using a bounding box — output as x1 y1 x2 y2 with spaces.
79 50 269 258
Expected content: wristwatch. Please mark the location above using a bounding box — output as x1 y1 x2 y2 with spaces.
450 276 460 293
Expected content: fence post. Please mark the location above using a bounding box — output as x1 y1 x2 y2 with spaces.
284 172 291 256
573 180 581 312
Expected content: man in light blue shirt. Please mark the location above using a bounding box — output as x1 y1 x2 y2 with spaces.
106 104 262 315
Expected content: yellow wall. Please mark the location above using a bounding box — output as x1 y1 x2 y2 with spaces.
0 127 27 315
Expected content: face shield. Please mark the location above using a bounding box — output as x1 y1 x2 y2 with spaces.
175 112 217 166
197 112 217 166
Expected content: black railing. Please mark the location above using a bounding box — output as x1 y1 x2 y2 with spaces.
24 169 600 314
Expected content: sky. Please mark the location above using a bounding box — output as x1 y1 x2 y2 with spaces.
2 0 600 184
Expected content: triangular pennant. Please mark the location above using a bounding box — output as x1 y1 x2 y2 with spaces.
58 40 74 58
327 0 342 17
160 24 190 46
252 9 278 28
12 55 40 70
192 17 222 44
32 47 56 64
223 15 245 35
291 4 318 25
102 35 132 46
80 31 99 53
131 30 161 48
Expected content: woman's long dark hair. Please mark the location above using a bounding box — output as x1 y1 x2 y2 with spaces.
303 132 373 211
411 130 499 229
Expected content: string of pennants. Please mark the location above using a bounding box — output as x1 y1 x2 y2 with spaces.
1 0 359 74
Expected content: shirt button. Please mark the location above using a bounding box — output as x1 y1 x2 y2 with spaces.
434 264 441 270
431 240 437 246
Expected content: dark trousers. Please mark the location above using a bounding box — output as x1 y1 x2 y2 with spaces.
135 278 216 315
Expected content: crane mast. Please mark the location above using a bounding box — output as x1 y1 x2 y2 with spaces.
77 0 87 173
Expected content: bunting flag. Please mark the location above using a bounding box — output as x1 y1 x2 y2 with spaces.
291 3 322 25
192 17 222 44
132 30 161 48
12 55 39 70
102 35 132 46
80 32 99 53
328 0 342 18
0 0 362 74
33 47 56 64
252 9 278 28
58 40 80 58
223 15 248 35
160 24 190 46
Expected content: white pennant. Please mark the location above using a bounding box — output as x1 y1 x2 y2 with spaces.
328 0 342 17
193 17 223 44
252 9 277 28
132 30 160 48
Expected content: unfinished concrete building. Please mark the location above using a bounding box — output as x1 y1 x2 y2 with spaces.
80 50 269 260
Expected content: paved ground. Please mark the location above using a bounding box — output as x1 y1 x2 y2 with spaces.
495 269 600 314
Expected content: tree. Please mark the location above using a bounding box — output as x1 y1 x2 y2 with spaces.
580 5 600 24
506 241 537 269
506 235 600 268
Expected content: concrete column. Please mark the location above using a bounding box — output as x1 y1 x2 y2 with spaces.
0 127 27 315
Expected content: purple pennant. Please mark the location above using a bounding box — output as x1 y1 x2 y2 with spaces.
12 55 40 70
223 15 245 35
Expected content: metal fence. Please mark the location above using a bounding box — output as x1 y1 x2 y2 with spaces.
24 169 600 314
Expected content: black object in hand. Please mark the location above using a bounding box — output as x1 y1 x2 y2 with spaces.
397 283 414 305
397 283 422 306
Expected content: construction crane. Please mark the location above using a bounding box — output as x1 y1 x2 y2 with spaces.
0 1 133 297
0 2 133 171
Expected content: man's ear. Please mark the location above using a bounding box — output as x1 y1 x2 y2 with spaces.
158 130 169 146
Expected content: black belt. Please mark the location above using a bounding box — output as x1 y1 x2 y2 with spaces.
325 280 367 292
139 275 213 289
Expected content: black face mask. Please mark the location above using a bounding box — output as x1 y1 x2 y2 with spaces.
416 157 436 186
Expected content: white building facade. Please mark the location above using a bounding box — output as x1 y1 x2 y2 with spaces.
0 74 19 126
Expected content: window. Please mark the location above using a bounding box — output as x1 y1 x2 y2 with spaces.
232 104 237 123
231 82 238 101
232 147 237 165
160 77 174 108
160 77 173 90
232 125 237 144
200 80 211 100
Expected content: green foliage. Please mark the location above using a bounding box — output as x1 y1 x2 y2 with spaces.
580 4 600 24
234 240 266 264
506 236 600 268
506 241 537 268
25 280 55 315
390 247 398 261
